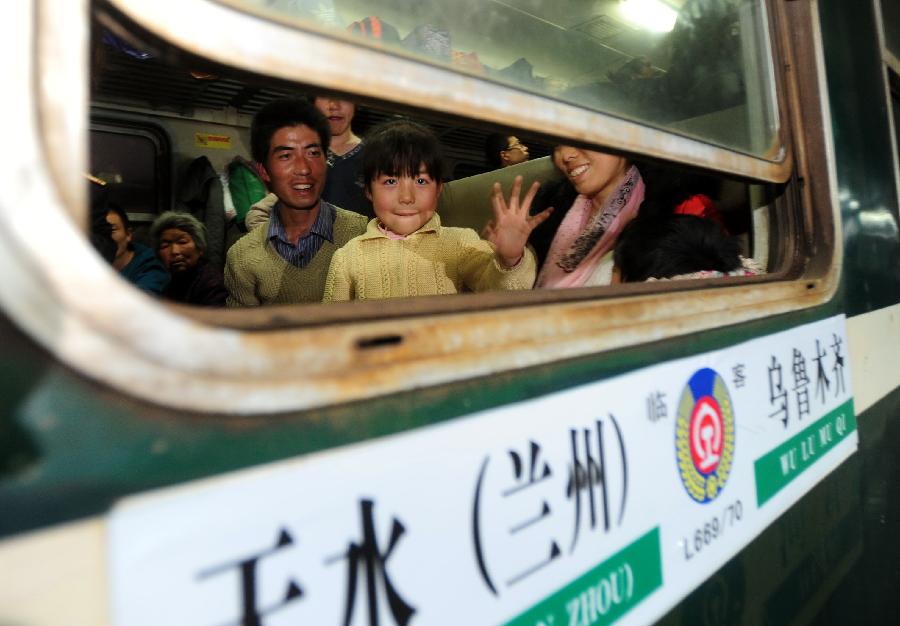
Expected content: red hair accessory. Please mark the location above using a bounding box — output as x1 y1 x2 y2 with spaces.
675 194 728 232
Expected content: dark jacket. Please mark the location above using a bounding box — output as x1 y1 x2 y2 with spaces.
121 243 169 296
323 143 374 219
163 257 227 307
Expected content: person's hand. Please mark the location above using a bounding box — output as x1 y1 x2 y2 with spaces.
488 175 553 268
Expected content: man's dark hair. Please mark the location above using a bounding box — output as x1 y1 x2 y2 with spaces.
485 133 510 170
250 98 331 165
614 214 740 282
362 119 444 188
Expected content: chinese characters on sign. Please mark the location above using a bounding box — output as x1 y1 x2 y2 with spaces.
472 417 629 598
110 315 856 626
195 500 415 626
767 334 847 430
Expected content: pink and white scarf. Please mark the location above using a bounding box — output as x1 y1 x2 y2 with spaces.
537 166 645 288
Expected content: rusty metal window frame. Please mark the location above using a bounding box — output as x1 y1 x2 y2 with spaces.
0 0 840 415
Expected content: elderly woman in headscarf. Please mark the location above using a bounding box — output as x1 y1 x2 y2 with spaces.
150 211 228 307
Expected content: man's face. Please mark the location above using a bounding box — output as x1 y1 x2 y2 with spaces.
106 211 132 260
260 125 327 212
314 97 355 139
501 136 529 166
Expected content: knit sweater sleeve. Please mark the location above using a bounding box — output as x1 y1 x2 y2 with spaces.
454 229 537 292
245 193 277 231
224 243 261 307
323 245 354 302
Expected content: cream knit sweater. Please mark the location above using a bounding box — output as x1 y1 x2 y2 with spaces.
225 206 367 306
323 214 536 301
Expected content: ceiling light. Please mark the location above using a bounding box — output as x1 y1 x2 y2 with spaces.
619 0 678 33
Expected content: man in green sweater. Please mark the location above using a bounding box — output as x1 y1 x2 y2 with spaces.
225 99 367 306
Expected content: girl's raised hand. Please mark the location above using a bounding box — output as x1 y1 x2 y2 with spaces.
488 175 553 267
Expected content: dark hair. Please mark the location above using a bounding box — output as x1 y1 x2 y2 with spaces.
250 98 331 165
485 133 510 169
150 211 208 256
634 160 719 220
106 203 132 231
362 119 444 188
614 214 740 282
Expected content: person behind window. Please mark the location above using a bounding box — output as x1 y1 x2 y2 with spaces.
313 94 373 218
524 146 714 288
323 120 551 302
613 213 763 282
151 211 227 307
87 175 117 264
245 95 374 227
485 133 530 170
106 204 169 296
225 98 367 306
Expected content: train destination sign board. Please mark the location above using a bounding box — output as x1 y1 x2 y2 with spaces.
109 315 856 625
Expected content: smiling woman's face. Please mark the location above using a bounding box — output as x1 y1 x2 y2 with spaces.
552 145 628 203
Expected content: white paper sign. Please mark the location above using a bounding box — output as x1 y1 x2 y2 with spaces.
109 315 856 626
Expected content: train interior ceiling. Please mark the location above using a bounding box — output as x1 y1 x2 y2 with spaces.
90 0 779 285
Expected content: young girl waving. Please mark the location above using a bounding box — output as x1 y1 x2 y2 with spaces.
323 120 551 301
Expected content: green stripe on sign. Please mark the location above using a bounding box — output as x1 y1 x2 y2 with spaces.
754 398 856 507
503 527 662 626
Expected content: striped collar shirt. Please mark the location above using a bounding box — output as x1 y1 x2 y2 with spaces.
267 201 336 269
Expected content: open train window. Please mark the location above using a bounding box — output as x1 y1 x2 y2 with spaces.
7 0 838 415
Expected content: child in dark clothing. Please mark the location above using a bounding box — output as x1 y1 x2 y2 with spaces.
614 214 762 282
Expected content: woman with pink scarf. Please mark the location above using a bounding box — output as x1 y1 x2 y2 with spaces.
521 145 719 288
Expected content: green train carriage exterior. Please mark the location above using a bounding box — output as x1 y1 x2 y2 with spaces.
1 0 899 624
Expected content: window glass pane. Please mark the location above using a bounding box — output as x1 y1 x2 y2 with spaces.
882 0 900 59
232 0 779 156
90 129 161 214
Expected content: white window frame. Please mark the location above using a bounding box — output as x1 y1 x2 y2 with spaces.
0 0 841 415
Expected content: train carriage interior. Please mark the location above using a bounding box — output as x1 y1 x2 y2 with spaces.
89 0 787 317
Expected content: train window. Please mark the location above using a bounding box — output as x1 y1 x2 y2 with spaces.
96 0 791 180
232 0 780 158
89 120 171 221
12 0 836 414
